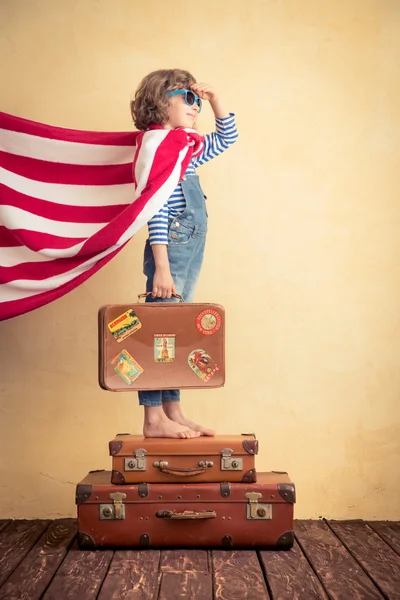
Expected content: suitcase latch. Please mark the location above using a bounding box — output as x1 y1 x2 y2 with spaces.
100 492 126 520
220 448 243 471
245 492 272 520
125 448 147 471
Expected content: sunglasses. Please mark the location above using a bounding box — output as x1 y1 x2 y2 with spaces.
167 89 202 113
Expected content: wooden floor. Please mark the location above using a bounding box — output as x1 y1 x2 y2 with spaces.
0 519 399 599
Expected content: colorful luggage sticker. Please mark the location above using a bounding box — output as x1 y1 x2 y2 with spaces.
111 349 143 385
188 349 220 383
154 334 175 363
108 309 141 343
196 309 222 336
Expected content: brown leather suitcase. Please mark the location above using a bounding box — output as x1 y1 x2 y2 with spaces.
109 434 258 484
98 300 225 391
76 470 295 549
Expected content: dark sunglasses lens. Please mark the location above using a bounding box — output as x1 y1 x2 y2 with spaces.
185 91 196 106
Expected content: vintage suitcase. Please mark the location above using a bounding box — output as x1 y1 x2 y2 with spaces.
98 299 225 392
76 470 295 549
109 434 258 484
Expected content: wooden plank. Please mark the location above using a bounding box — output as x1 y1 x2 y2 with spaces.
42 540 113 600
160 549 209 573
0 521 10 535
0 519 52 588
159 550 211 600
259 538 329 599
97 550 161 600
0 518 77 600
327 520 400 600
367 521 400 556
159 572 212 600
295 520 383 600
212 550 270 600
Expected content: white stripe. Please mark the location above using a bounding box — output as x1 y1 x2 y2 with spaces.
0 245 54 267
0 167 134 207
0 235 128 301
134 129 169 196
118 145 189 246
0 205 105 238
0 127 136 165
0 237 88 263
0 148 189 294
0 130 188 301
0 252 111 301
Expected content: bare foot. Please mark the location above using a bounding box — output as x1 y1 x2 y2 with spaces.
163 402 215 436
143 406 200 439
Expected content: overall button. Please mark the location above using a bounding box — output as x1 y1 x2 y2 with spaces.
171 233 178 239
176 222 180 227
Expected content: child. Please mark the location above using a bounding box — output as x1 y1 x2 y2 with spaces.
131 69 238 439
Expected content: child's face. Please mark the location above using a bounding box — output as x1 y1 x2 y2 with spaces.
164 90 199 130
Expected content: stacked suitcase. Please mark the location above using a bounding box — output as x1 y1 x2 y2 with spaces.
76 434 295 549
75 302 296 549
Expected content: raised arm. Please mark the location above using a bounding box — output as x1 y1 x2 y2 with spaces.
190 83 238 168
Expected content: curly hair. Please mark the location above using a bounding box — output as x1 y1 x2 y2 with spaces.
130 69 197 131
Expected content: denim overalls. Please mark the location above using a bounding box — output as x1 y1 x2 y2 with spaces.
138 174 207 406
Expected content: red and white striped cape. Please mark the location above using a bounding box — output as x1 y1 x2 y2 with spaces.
0 111 204 321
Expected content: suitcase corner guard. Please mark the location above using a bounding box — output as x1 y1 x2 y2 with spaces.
75 484 93 505
77 532 95 548
111 470 126 485
109 441 123 456
241 469 257 483
242 439 259 455
276 531 294 549
277 483 296 504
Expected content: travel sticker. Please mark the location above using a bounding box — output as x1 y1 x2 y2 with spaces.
188 349 220 383
111 349 143 385
154 334 175 363
196 309 222 336
108 309 142 343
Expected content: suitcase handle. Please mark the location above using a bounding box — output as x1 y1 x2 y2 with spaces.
138 292 185 302
156 510 217 520
154 463 207 477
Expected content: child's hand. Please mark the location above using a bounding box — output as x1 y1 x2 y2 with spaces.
152 267 177 299
190 83 218 102
190 83 228 118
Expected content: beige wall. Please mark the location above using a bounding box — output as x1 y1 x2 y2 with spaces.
0 0 399 520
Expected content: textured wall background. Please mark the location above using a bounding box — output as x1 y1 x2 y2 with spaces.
0 0 399 519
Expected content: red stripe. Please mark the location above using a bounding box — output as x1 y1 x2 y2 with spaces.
0 229 86 251
0 121 204 321
0 245 124 321
146 130 193 189
2 199 143 267
75 199 143 256
1 186 127 223
0 134 190 280
76 132 194 256
0 111 140 146
0 249 111 283
0 226 21 247
132 132 144 187
0 151 134 184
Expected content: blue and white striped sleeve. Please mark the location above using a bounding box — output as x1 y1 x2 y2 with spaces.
147 202 169 245
192 113 238 168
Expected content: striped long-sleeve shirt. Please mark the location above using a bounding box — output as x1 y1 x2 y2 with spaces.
147 113 238 245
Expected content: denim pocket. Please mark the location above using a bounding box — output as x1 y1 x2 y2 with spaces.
168 222 194 245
